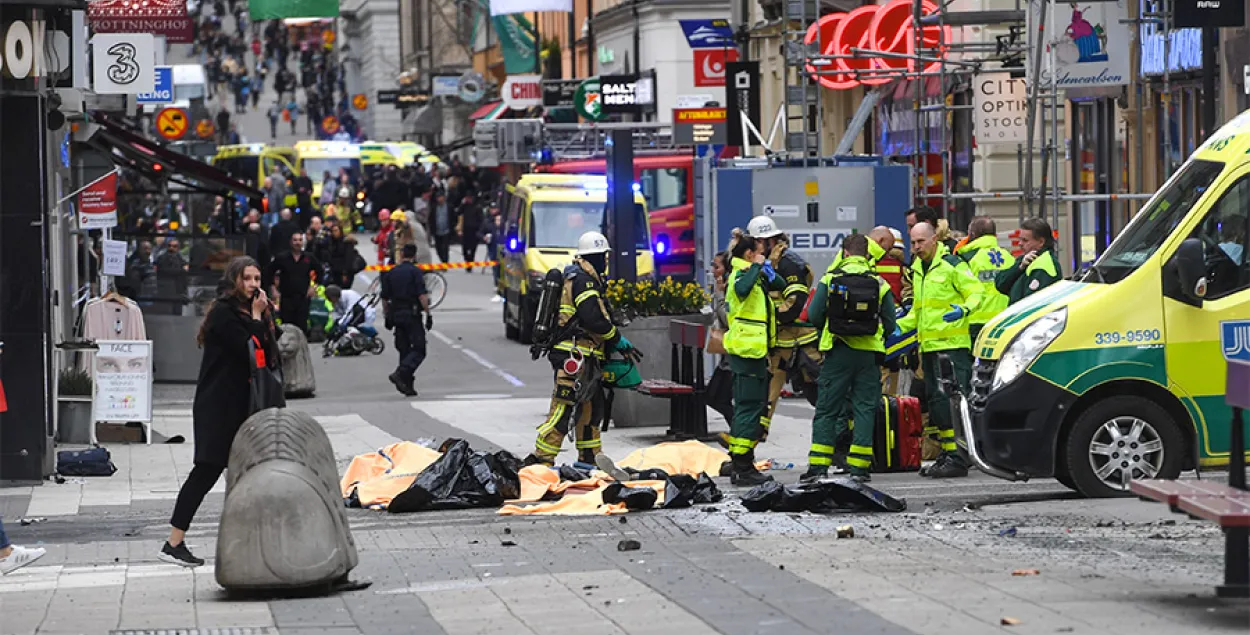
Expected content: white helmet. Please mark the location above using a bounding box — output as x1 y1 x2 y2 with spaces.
337 186 351 199
748 215 782 239
576 231 611 256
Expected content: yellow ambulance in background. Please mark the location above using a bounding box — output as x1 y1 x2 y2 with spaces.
963 110 1250 498
359 141 441 177
292 141 361 201
498 174 654 343
211 144 299 209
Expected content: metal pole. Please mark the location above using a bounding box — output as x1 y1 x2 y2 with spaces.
1023 0 1049 218
1161 0 1172 176
1202 26 1217 139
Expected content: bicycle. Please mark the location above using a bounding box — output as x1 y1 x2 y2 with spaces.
367 268 446 310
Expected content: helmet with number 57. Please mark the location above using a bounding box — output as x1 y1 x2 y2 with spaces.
576 231 611 256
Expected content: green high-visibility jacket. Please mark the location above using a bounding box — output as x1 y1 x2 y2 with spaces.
957 234 1015 326
896 248 983 353
995 247 1062 304
809 256 897 353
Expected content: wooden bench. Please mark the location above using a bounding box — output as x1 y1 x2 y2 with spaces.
1133 477 1250 598
1130 479 1250 509
637 319 712 441
1177 496 1250 528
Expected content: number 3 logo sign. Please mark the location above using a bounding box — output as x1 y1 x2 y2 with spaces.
92 34 155 95
106 43 140 85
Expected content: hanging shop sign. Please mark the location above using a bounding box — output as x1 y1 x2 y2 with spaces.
459 71 486 103
394 91 430 108
724 61 761 148
600 74 655 115
574 77 605 121
694 48 738 88
502 74 543 109
672 108 728 145
101 239 127 277
489 0 572 16
803 0 950 91
679 19 736 49
79 173 119 229
973 73 1036 144
1139 23 1202 75
88 0 193 43
1174 0 1244 27
542 78 581 108
91 33 156 95
432 74 460 97
92 340 153 424
1029 0 1131 88
0 13 82 91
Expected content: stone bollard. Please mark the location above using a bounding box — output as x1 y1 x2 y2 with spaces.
215 408 358 593
278 324 316 398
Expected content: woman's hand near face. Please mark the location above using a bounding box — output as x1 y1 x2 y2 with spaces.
252 289 268 320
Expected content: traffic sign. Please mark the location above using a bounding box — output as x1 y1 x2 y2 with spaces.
195 119 215 139
679 19 736 48
352 93 368 110
136 66 174 104
155 107 188 140
321 115 340 135
323 30 336 46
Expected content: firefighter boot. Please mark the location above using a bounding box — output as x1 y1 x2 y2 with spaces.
730 453 774 487
799 467 827 485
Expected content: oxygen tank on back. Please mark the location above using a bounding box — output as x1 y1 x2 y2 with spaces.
530 268 565 358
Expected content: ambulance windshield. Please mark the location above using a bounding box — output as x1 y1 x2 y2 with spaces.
1091 159 1223 283
530 201 648 249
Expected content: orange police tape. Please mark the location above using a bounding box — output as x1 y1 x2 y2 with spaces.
365 261 498 272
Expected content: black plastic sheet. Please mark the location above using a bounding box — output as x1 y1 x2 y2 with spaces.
740 478 906 513
388 439 522 513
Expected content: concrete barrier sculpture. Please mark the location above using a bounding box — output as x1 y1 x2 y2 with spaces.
216 408 358 593
278 324 316 398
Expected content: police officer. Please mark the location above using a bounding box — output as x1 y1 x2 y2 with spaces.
802 233 896 482
957 217 1015 342
380 243 431 397
527 231 634 466
745 216 820 443
897 221 983 478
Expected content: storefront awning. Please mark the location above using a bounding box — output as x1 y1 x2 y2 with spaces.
469 101 507 121
88 114 264 199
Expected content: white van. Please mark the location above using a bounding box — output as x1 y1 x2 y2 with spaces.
141 64 208 115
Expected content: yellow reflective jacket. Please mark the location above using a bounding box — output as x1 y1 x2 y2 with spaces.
957 234 1015 326
896 247 983 352
725 257 776 359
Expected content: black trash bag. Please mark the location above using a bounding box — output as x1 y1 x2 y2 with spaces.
741 481 786 512
662 473 723 508
558 464 593 482
388 440 522 513
625 467 671 481
602 482 658 511
740 479 905 514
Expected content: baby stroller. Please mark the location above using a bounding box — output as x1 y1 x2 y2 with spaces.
323 292 385 357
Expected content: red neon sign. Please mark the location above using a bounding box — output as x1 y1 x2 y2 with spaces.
803 0 950 91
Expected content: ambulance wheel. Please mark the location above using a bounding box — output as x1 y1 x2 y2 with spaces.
504 297 520 340
518 296 536 345
1053 459 1076 491
1064 397 1184 498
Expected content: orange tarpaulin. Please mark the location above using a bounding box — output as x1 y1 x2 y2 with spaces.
340 441 441 509
615 440 731 476
499 479 668 516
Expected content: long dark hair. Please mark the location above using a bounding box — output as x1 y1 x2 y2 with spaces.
197 256 260 347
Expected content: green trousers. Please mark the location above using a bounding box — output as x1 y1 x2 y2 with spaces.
921 348 972 458
728 355 769 457
810 342 880 475
969 323 984 346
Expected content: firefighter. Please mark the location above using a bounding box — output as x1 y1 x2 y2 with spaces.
723 228 782 486
802 233 896 483
957 217 1015 342
745 215 821 443
896 221 983 478
526 231 632 466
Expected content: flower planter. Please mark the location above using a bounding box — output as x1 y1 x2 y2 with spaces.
611 313 710 428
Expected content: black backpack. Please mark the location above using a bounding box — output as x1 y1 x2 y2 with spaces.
825 271 881 336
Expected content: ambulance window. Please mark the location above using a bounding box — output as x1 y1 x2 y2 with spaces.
1186 176 1250 299
1095 159 1223 281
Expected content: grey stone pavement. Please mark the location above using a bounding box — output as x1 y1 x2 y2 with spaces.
4 41 1248 635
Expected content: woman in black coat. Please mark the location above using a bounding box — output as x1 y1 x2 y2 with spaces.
160 256 279 567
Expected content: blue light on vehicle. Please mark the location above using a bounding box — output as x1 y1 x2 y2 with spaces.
632 182 641 193
655 238 667 255
508 237 519 251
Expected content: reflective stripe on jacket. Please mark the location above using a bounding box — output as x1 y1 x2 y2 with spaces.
896 246 983 353
958 234 1015 326
725 257 775 359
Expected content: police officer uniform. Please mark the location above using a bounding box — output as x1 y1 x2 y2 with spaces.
530 232 633 465
957 233 1015 342
802 243 896 481
746 216 823 443
380 246 430 396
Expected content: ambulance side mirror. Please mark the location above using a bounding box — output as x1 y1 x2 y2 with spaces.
1169 238 1207 306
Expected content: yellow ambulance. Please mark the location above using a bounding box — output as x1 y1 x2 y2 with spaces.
292 140 361 201
498 174 654 343
963 110 1250 497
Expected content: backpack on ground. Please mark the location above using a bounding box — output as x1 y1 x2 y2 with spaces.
825 271 881 336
